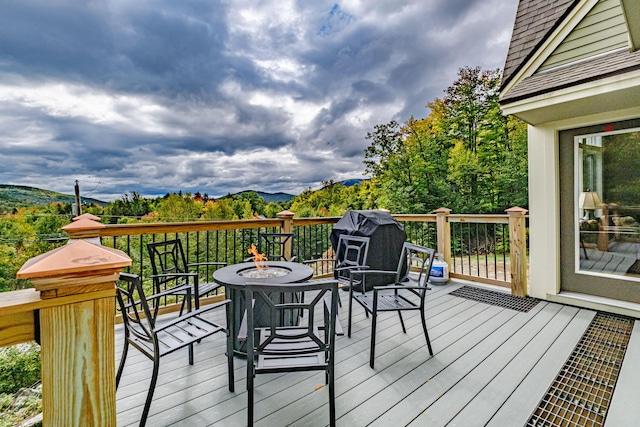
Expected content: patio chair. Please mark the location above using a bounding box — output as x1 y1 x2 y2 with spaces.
115 273 233 427
245 232 297 262
347 242 435 368
147 239 226 312
239 279 339 427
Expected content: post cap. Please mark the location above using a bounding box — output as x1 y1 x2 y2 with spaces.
277 210 295 218
505 206 528 215
434 207 452 214
73 213 101 221
62 218 106 232
17 240 131 280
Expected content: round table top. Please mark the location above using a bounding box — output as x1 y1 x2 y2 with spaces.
213 261 313 287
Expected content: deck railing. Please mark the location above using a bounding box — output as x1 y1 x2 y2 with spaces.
79 208 528 300
0 207 527 425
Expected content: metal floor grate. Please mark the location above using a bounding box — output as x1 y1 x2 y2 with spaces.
526 312 634 427
449 285 540 312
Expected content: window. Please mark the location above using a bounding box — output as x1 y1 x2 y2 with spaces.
575 127 640 280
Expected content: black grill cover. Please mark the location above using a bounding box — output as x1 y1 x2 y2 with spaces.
330 210 406 290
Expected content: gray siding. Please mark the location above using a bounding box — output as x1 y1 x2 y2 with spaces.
539 0 628 72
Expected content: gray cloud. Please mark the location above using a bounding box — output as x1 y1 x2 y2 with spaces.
0 0 518 201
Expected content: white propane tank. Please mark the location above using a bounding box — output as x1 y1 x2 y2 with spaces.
429 253 449 285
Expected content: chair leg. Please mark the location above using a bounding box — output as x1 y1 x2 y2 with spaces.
369 309 377 369
247 358 254 426
140 356 160 427
347 292 353 338
178 297 187 316
398 311 406 333
227 337 235 393
116 340 129 389
188 343 194 365
329 366 336 427
421 309 434 356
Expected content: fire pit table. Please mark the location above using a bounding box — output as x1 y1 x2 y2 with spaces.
213 261 313 356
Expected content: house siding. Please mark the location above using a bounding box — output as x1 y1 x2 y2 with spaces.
539 0 628 71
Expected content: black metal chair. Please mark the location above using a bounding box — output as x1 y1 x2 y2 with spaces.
245 232 297 262
115 273 234 427
147 239 226 312
347 242 435 368
238 279 339 427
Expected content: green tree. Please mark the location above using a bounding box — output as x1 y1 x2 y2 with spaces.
156 193 201 221
362 66 528 214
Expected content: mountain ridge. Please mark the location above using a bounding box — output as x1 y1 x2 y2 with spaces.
0 184 107 212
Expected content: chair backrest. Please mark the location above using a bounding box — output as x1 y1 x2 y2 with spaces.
334 235 370 281
147 239 189 288
258 232 295 262
244 279 339 361
116 273 156 344
395 242 435 292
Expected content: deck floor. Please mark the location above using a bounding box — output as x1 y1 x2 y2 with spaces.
115 280 640 426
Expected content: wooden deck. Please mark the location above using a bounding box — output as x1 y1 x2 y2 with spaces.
115 280 640 426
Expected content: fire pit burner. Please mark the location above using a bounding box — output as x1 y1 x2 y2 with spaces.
238 266 290 279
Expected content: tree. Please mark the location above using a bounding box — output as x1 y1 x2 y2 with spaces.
156 193 201 221
362 65 528 214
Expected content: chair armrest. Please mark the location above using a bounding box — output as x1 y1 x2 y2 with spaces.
154 299 231 332
187 262 227 268
349 269 395 277
372 284 423 291
335 265 370 273
151 272 198 280
145 284 193 302
304 258 335 265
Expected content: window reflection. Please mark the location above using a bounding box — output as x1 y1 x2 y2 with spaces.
577 128 640 279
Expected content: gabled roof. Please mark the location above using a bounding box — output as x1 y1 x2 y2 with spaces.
501 0 579 90
501 48 640 103
500 0 640 112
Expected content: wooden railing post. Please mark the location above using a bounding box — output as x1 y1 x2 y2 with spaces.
16 218 131 426
434 208 452 268
278 210 295 260
506 207 528 297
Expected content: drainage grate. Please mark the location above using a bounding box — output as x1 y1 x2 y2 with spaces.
449 285 540 312
526 312 634 427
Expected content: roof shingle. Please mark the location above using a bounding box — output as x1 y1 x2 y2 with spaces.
501 0 579 89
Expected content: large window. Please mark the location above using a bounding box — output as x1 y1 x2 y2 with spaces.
575 127 640 280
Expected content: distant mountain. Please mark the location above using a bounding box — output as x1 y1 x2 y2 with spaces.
236 190 295 203
0 184 107 212
338 179 366 187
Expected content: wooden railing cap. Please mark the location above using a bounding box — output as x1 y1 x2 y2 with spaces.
62 218 106 231
72 213 101 221
434 207 452 214
505 206 528 215
277 210 295 218
17 240 131 280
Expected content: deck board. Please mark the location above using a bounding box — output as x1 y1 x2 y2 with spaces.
486 308 596 427
114 279 639 426
449 304 581 426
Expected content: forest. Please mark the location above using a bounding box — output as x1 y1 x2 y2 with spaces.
0 66 528 293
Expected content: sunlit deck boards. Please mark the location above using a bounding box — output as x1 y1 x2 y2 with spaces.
115 280 640 426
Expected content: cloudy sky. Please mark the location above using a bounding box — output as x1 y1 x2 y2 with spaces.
0 0 518 202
